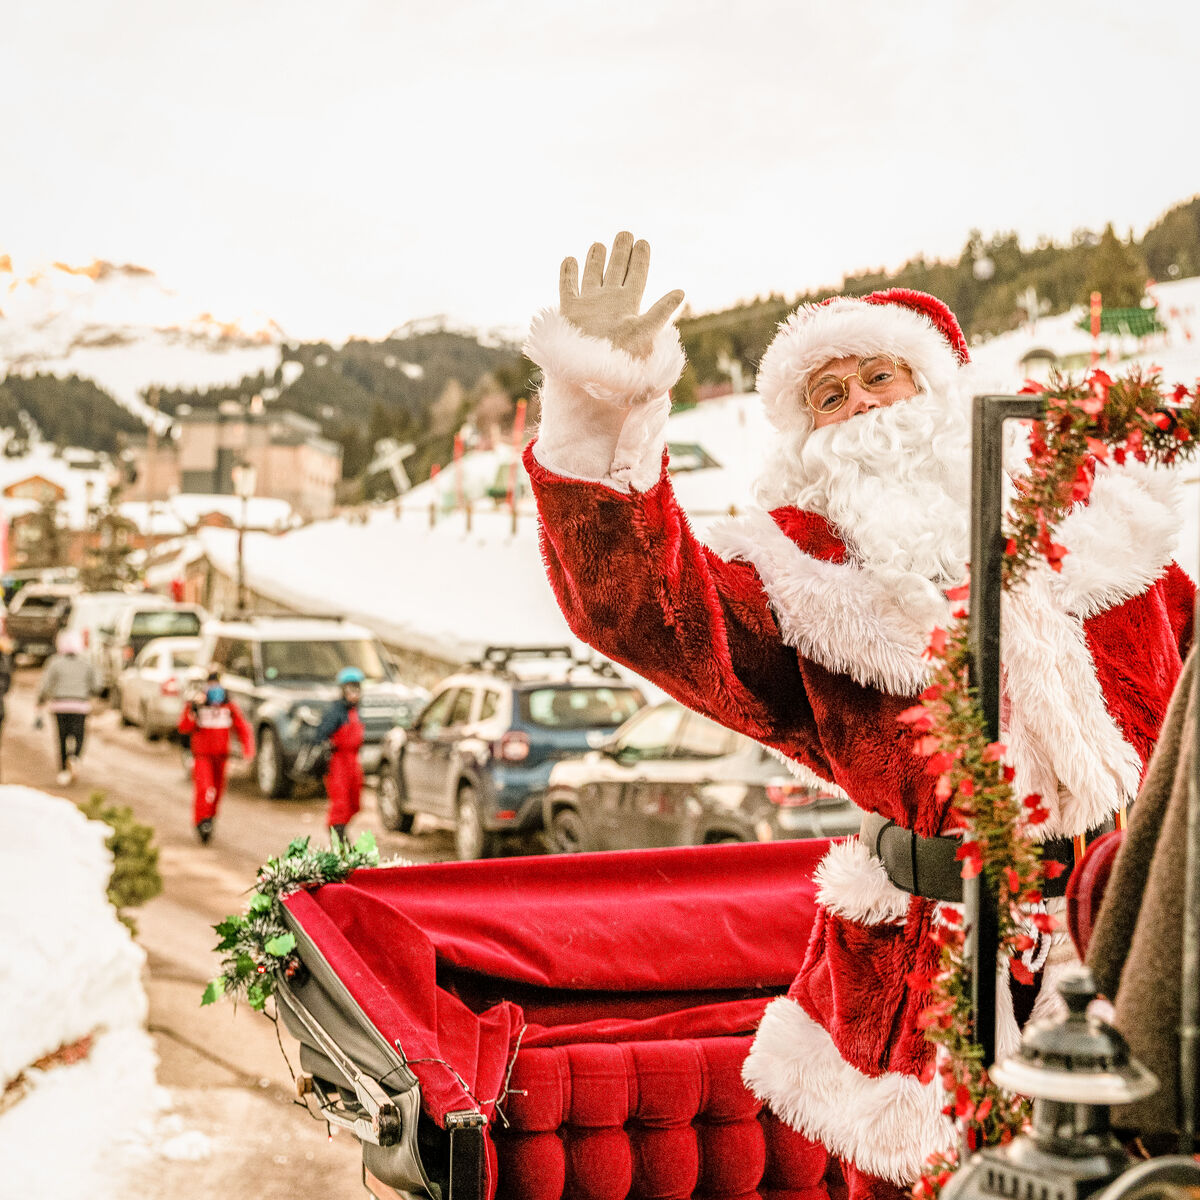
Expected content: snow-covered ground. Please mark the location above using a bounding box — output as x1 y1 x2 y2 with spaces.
0 786 198 1198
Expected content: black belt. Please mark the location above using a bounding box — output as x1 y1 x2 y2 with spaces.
859 811 1118 904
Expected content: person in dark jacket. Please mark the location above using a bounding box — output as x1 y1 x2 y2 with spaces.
37 630 99 786
313 667 365 842
178 669 254 844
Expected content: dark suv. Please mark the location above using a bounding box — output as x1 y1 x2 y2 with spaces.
543 700 863 852
376 646 646 859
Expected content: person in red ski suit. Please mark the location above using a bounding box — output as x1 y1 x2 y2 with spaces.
178 673 254 844
313 667 365 842
522 233 1195 1200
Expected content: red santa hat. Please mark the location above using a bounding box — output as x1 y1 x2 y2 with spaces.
756 289 970 434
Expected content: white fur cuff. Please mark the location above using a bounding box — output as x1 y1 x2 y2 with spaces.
742 996 953 1184
525 308 685 408
814 837 911 925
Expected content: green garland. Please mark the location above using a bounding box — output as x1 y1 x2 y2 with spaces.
202 831 391 1011
912 368 1200 1199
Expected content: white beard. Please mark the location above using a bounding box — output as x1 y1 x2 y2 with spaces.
754 389 972 599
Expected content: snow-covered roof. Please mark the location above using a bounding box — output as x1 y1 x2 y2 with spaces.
203 615 376 642
0 447 113 529
119 493 296 535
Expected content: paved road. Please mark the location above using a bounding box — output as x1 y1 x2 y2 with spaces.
3 666 456 1199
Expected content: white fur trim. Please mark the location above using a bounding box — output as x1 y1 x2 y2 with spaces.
706 505 1146 840
742 997 953 1184
1002 571 1142 839
705 509 944 696
763 743 851 800
756 299 962 435
814 838 911 925
525 308 682 491
1052 460 1182 618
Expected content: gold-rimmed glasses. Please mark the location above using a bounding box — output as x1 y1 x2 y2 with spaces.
804 355 912 415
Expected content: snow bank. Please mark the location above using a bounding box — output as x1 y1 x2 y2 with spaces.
0 786 164 1196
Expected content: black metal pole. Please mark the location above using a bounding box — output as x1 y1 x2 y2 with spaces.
966 394 1045 1068
1181 592 1200 1154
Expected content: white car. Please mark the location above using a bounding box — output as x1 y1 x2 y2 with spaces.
61 591 144 693
100 601 207 695
117 636 204 738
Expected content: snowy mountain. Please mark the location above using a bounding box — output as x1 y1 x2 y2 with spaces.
0 254 286 423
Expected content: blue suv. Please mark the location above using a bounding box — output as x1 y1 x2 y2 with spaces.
376 646 646 859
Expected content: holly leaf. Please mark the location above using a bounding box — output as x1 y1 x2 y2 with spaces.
286 836 311 859
264 933 296 957
235 952 256 979
214 916 245 950
353 830 377 857
246 980 270 1011
201 978 225 1007
248 892 272 913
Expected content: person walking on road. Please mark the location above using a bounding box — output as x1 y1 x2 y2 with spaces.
36 630 99 786
178 669 253 844
313 667 365 842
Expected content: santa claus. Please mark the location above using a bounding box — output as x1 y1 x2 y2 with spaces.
522 232 1194 1200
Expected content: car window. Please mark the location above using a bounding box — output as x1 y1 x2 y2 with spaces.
134 644 160 669
448 689 475 726
169 648 198 671
417 689 459 736
478 689 502 722
673 712 738 759
259 638 389 683
210 637 233 669
224 640 255 680
519 686 643 730
612 704 686 761
129 610 202 639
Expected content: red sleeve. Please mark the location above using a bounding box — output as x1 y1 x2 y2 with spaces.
1161 560 1196 659
526 444 827 769
178 704 196 735
229 701 254 758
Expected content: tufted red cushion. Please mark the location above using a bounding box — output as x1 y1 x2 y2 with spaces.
285 839 837 1199
494 1035 830 1200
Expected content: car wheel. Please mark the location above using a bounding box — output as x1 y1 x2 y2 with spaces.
117 689 134 727
454 784 496 861
548 806 589 854
256 727 293 798
377 761 415 833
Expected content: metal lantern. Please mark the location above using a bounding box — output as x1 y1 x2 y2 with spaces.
942 968 1158 1200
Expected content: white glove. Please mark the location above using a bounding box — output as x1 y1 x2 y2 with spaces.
559 233 684 361
527 233 687 490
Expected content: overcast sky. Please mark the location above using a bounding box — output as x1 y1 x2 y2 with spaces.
4 0 1198 342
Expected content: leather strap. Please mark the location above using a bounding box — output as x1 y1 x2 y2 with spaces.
859 811 1117 904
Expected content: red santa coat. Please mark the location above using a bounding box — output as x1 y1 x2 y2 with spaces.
525 441 1193 1184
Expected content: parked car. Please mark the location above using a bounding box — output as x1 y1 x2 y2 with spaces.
99 601 207 695
62 591 144 693
542 699 863 853
116 635 203 738
376 645 647 860
5 583 79 663
196 614 425 798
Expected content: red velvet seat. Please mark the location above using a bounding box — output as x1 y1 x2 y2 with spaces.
283 838 837 1199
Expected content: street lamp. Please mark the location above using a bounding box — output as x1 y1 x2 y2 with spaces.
231 461 257 614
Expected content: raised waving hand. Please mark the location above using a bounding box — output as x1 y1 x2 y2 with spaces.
559 232 685 361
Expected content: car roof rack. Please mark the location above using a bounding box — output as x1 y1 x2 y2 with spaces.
467 645 624 681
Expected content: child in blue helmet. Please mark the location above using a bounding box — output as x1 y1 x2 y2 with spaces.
313 667 365 841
